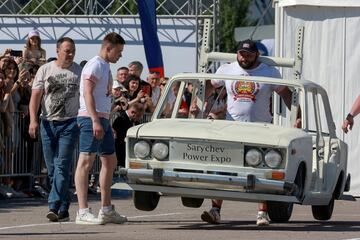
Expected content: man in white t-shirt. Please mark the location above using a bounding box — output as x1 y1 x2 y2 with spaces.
75 32 127 225
201 39 296 227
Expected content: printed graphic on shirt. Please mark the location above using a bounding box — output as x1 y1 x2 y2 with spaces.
231 81 260 102
47 73 79 118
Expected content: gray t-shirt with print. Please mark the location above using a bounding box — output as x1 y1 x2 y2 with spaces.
32 61 82 121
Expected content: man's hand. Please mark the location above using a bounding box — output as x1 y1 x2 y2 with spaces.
189 102 199 116
18 68 29 83
92 120 104 140
342 114 354 134
294 118 302 128
28 121 39 139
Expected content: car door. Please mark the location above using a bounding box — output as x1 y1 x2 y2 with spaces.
305 89 329 193
306 88 339 194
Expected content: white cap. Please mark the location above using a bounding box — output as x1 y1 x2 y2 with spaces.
112 81 127 91
28 30 40 38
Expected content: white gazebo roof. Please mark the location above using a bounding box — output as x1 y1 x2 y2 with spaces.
279 0 360 7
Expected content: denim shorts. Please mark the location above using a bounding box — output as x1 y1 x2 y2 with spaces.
77 116 115 155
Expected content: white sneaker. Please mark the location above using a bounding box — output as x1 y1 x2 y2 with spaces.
256 211 270 226
98 205 127 224
201 207 221 224
76 209 104 225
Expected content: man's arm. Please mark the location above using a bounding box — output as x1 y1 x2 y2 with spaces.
276 86 292 110
342 95 360 133
276 86 301 128
28 89 43 139
83 79 103 140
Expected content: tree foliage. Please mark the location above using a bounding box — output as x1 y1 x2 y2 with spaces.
21 0 85 15
219 0 251 53
109 0 138 15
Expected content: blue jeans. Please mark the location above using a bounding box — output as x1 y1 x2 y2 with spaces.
40 118 79 212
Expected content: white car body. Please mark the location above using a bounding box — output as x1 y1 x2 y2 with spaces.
119 73 350 222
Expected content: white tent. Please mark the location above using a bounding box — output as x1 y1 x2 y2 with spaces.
278 0 360 195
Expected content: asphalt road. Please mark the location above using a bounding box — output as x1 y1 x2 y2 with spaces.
0 194 360 240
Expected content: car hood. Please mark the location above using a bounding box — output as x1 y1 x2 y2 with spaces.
128 119 308 146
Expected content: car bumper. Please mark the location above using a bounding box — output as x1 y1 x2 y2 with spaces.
118 168 299 202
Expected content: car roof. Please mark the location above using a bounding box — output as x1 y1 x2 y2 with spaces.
169 72 325 92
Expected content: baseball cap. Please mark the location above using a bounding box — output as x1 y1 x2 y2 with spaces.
112 81 127 91
237 39 258 53
28 30 40 39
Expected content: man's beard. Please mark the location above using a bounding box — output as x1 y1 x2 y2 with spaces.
238 56 258 69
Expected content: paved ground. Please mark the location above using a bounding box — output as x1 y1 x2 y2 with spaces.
0 194 360 240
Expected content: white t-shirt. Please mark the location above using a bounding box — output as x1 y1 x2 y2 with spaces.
32 61 82 121
211 61 282 123
206 94 226 116
78 56 113 119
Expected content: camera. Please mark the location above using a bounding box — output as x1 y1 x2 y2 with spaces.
114 97 128 108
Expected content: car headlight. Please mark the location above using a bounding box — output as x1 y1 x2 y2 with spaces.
134 140 151 159
245 148 263 166
152 142 169 160
264 149 282 168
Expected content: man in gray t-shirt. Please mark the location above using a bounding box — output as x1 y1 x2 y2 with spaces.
29 37 82 223
32 58 81 121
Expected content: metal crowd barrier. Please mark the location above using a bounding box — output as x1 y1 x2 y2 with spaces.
0 111 153 190
0 112 38 178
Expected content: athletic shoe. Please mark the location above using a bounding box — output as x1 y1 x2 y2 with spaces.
76 209 104 225
98 205 127 224
201 207 221 224
256 211 270 226
58 211 70 222
46 209 58 222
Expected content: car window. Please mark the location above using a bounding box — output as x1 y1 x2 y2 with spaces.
157 77 300 127
306 91 330 135
317 93 330 135
158 80 190 119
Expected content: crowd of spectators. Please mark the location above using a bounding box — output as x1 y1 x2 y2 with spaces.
0 29 206 199
0 29 229 199
0 30 45 198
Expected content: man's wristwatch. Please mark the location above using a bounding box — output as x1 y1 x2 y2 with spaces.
346 113 354 121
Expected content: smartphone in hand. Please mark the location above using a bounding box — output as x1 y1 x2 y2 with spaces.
141 85 151 96
20 62 30 71
10 50 23 57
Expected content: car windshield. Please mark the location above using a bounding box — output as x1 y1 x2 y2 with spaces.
155 77 301 127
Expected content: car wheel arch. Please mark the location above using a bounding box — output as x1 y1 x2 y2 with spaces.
333 171 345 199
294 161 307 201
